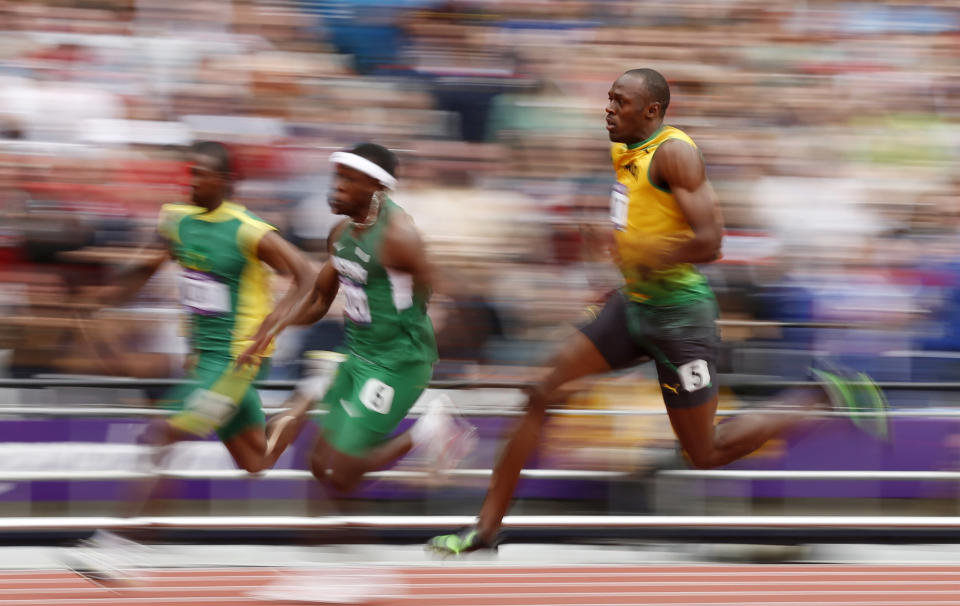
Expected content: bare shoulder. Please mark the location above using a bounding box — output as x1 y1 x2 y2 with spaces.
326 218 351 254
384 206 423 249
653 138 705 190
381 205 426 271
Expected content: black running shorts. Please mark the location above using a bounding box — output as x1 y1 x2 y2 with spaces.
579 290 719 408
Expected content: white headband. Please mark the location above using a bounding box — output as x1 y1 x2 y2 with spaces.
330 151 397 190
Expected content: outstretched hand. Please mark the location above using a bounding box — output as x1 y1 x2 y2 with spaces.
235 324 275 368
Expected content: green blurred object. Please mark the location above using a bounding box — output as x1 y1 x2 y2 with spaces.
811 367 890 441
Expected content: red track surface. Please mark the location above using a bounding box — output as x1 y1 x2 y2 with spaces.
2 565 960 605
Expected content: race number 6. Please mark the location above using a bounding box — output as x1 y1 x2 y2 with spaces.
358 378 394 414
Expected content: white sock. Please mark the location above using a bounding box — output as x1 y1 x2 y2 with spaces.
410 406 446 448
297 375 331 401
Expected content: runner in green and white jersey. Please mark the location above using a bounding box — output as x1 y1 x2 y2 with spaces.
253 143 474 493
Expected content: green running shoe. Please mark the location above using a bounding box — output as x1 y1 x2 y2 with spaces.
811 363 890 441
426 527 497 556
850 370 890 441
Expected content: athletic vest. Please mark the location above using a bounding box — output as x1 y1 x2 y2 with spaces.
610 125 714 306
159 201 276 357
331 199 438 368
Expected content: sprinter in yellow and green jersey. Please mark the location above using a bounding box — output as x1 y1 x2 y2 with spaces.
63 141 317 586
151 141 316 472
428 68 843 556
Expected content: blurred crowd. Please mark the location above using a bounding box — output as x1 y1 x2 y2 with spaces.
1 0 960 389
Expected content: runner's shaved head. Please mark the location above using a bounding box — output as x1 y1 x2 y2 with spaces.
620 68 670 117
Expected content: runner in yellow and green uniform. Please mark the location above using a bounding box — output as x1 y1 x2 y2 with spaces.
427 68 862 556
151 141 316 471
64 141 317 585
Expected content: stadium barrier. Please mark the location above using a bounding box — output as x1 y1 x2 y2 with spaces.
0 371 957 543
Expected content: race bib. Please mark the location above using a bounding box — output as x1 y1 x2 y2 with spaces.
610 182 629 231
678 359 711 392
340 280 372 324
359 378 394 414
179 269 230 315
178 388 238 436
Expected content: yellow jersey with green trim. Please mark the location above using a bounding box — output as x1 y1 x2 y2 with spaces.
609 125 713 306
158 201 277 358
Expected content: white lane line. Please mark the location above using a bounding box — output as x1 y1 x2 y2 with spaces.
8 570 960 584
0 585 262 595
400 570 960 578
8 566 960 576
0 598 260 605
9 568 960 578
18 579 960 594
449 603 960 606
3 595 952 606
4 578 960 600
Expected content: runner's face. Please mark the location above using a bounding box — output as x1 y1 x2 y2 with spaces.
189 154 224 206
328 163 379 217
605 75 656 144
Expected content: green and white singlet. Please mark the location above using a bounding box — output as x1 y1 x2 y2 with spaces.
319 198 438 456
330 198 437 369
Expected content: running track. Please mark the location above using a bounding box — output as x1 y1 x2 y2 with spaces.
1 565 960 605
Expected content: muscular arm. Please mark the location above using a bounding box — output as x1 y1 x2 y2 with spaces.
99 239 170 306
280 219 349 326
236 231 318 364
649 138 723 266
291 260 340 326
256 230 319 327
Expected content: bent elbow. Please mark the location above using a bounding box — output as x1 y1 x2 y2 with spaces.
695 231 722 264
706 239 722 263
299 265 320 289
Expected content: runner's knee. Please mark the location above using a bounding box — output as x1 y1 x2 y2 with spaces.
683 448 721 470
239 460 265 474
327 466 361 493
240 461 267 473
523 386 549 416
233 450 267 474
310 454 326 481
139 421 177 448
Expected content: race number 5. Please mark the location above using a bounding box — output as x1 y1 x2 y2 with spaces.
677 359 710 392
359 378 394 414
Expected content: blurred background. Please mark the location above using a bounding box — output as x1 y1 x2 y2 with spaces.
1 0 960 525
